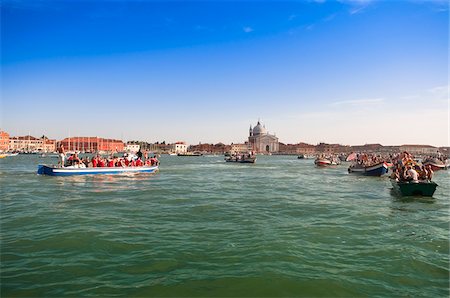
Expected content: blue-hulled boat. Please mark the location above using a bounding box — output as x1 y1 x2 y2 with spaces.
348 162 388 176
37 165 159 176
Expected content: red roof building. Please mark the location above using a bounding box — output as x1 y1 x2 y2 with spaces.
58 137 125 152
0 130 10 152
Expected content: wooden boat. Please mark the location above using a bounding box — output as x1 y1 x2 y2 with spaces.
0 153 18 158
348 162 388 176
422 158 447 171
225 154 256 163
177 152 203 156
314 158 339 167
37 165 159 176
391 179 438 197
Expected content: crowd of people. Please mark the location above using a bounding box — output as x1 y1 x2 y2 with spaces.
351 153 386 167
390 151 433 182
57 145 158 168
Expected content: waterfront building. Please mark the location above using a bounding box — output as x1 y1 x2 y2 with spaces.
296 143 316 155
400 144 438 155
248 121 279 153
58 137 125 152
173 141 187 154
126 143 140 153
231 143 251 153
188 143 231 154
0 130 10 152
9 135 56 152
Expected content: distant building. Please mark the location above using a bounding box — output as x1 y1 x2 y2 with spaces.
58 137 125 152
230 143 251 153
0 130 10 152
173 141 187 154
400 144 438 155
126 143 140 153
9 135 56 152
248 121 279 153
296 142 316 155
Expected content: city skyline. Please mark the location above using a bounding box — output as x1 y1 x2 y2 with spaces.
1 0 449 147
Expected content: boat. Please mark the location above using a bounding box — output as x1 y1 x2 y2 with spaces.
298 154 305 159
314 158 340 167
391 179 438 197
177 152 203 156
37 165 159 176
422 158 447 171
348 162 389 176
225 154 256 163
0 152 19 158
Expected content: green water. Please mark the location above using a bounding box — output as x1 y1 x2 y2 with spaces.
1 155 449 297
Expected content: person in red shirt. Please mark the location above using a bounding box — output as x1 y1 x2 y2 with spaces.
92 157 98 168
98 158 105 167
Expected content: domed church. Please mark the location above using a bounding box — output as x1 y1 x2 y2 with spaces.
248 121 279 153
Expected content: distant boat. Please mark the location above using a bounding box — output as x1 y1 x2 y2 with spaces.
225 154 256 163
348 162 388 176
0 153 18 158
391 179 438 197
314 158 340 167
37 165 159 176
178 152 203 156
422 158 447 171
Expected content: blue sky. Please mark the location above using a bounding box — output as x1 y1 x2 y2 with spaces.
1 0 448 146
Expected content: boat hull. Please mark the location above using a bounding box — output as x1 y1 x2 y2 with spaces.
348 162 388 176
391 180 438 197
225 157 256 163
314 159 339 166
37 165 159 176
422 162 446 171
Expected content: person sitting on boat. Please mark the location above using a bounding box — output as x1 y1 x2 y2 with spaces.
404 165 419 182
57 144 66 168
97 157 105 167
82 157 90 168
426 165 433 181
74 153 83 165
135 158 143 167
418 165 428 181
92 156 98 168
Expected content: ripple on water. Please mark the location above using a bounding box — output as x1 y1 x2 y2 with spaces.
0 155 449 297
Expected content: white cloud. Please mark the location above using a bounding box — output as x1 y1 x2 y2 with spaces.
330 98 384 106
243 27 253 33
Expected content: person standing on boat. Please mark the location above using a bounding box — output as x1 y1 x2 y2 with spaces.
57 144 66 168
136 149 143 160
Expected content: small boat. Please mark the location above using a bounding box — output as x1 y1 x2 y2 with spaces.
314 158 340 167
0 153 18 158
348 162 389 176
225 154 256 163
391 179 438 197
37 165 159 176
297 154 305 159
422 158 447 171
177 152 203 156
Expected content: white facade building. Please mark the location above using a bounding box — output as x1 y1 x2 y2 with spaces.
248 121 279 153
126 144 140 153
173 142 187 154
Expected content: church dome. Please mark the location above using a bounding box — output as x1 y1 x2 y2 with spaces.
252 121 267 135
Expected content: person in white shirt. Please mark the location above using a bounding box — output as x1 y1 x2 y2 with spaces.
405 166 419 182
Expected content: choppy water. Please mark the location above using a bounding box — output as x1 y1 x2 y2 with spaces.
1 155 449 297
